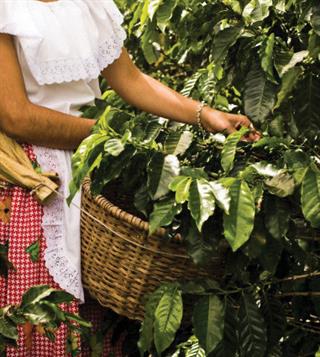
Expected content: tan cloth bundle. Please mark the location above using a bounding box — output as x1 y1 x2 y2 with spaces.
0 132 59 204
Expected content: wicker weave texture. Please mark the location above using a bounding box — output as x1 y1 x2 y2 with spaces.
81 179 222 321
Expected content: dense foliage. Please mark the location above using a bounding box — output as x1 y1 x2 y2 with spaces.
69 0 320 356
0 277 90 356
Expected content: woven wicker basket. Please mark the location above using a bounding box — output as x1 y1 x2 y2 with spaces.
80 178 223 321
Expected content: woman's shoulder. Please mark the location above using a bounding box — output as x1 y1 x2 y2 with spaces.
0 0 127 86
0 0 40 38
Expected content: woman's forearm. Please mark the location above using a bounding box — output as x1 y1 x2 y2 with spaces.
112 71 201 125
4 102 94 150
103 49 204 126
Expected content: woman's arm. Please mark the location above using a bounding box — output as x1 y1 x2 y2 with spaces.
0 34 95 150
102 48 260 141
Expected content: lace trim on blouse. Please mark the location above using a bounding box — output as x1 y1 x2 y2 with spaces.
26 26 126 85
34 146 83 301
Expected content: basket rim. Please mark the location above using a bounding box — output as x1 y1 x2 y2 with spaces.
82 177 166 238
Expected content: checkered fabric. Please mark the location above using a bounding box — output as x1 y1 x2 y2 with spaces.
0 144 124 356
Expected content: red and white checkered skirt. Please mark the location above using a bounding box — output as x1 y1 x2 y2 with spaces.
0 144 123 356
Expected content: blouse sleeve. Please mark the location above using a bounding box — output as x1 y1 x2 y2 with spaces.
0 0 126 85
0 0 41 38
79 0 127 72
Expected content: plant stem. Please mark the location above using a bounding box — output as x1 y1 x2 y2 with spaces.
276 271 320 283
275 291 320 298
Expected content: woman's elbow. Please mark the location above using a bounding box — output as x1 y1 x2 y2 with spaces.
0 101 30 139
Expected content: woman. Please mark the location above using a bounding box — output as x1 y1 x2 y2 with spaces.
0 0 259 355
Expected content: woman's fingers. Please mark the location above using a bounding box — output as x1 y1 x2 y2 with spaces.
230 114 251 128
228 113 261 142
224 124 237 135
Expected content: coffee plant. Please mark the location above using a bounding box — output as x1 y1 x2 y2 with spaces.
69 0 320 356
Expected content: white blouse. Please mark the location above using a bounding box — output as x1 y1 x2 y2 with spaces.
0 0 126 301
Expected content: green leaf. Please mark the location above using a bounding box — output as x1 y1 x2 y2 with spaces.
185 223 215 265
259 33 275 81
184 339 206 357
259 237 283 274
148 153 180 200
268 114 284 137
149 196 182 234
0 318 18 340
274 46 294 77
239 293 267 357
68 133 107 204
250 162 283 178
193 295 224 354
308 31 320 59
164 131 193 156
104 138 124 156
221 127 248 173
128 2 143 34
139 0 150 33
208 181 230 214
141 21 160 64
134 184 150 217
23 303 55 325
188 179 216 232
169 176 192 203
275 66 303 109
143 119 164 143
294 72 320 135
25 240 40 263
0 242 14 278
21 286 55 308
154 284 183 354
64 313 92 328
46 291 74 304
280 50 308 76
172 335 206 357
181 72 203 97
138 285 170 355
264 196 290 239
243 0 273 23
284 150 310 183
212 299 239 357
40 301 66 322
244 63 277 124
252 136 289 150
212 25 243 65
181 279 221 295
91 145 136 195
180 168 208 180
223 180 255 251
265 172 295 197
156 0 177 32
261 295 286 347
148 0 164 20
6 310 26 326
311 5 320 36
301 167 320 228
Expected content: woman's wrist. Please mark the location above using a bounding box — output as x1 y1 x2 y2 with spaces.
195 101 205 127
197 105 216 131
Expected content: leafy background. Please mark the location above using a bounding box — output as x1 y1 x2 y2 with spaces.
67 0 320 356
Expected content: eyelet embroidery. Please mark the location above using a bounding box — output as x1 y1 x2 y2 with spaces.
26 27 126 85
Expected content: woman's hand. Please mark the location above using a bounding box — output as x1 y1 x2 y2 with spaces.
201 106 261 142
